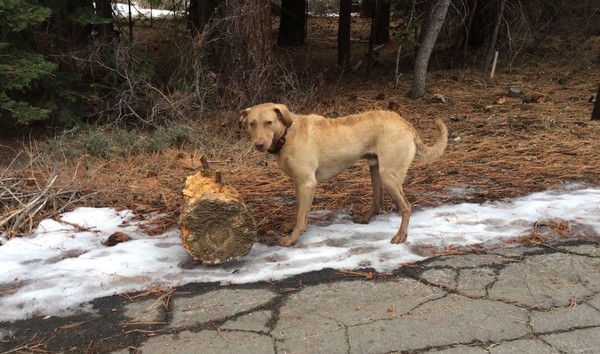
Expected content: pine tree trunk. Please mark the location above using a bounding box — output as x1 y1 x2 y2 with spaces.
482 0 507 71
374 0 390 44
278 0 306 46
338 0 352 68
210 0 273 106
95 0 117 39
411 0 451 99
188 0 218 33
463 0 478 65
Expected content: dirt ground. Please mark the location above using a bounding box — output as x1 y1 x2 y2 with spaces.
1 16 599 244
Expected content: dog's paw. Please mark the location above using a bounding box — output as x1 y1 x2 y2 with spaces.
281 220 296 233
278 235 297 247
352 214 371 224
391 233 407 244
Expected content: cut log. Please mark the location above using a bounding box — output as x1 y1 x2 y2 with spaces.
180 171 256 264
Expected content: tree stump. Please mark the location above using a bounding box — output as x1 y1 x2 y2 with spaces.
180 170 256 264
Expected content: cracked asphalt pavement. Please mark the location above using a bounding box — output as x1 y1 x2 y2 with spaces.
2 240 600 353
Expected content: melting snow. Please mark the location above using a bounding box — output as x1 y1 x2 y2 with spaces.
1 187 599 322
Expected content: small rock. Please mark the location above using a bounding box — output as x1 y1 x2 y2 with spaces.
508 87 521 98
453 136 461 142
483 105 494 112
590 93 597 103
104 232 131 247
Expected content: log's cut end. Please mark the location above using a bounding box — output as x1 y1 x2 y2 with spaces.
180 172 256 265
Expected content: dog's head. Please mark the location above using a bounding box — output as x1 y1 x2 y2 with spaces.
240 103 294 153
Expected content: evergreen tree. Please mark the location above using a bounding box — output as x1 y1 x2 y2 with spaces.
0 0 56 123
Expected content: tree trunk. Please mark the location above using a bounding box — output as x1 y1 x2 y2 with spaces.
374 0 390 44
338 0 352 69
482 0 507 71
277 0 306 46
592 83 600 121
210 0 273 106
411 0 451 99
95 0 117 40
366 0 380 75
463 0 478 65
361 0 390 44
180 171 256 264
188 0 219 33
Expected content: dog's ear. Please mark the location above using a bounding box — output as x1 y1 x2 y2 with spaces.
273 104 294 127
239 108 250 129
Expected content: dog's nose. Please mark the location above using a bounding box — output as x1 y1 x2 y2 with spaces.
254 143 265 151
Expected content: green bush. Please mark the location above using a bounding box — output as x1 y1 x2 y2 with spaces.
85 131 111 158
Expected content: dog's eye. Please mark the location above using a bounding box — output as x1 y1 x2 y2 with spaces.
265 121 273 126
249 121 255 128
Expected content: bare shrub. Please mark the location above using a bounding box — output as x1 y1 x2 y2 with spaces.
80 41 195 125
0 149 87 238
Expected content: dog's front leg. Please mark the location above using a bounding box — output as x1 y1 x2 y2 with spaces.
279 179 316 247
281 181 300 233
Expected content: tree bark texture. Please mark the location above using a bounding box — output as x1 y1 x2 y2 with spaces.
187 0 219 33
278 0 306 46
95 0 117 39
374 0 390 44
592 83 600 121
180 172 257 264
411 0 451 99
482 0 507 71
361 0 390 44
209 0 273 106
338 0 352 68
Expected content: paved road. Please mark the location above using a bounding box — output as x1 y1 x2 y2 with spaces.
2 240 600 353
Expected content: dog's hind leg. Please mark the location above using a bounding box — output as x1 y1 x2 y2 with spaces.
388 184 412 244
380 171 412 243
353 162 383 224
378 150 414 244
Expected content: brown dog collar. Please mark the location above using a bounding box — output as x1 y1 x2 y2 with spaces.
268 127 289 154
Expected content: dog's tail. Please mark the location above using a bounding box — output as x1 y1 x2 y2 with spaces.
415 118 448 162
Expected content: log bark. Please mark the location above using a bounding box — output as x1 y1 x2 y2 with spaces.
180 172 256 264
